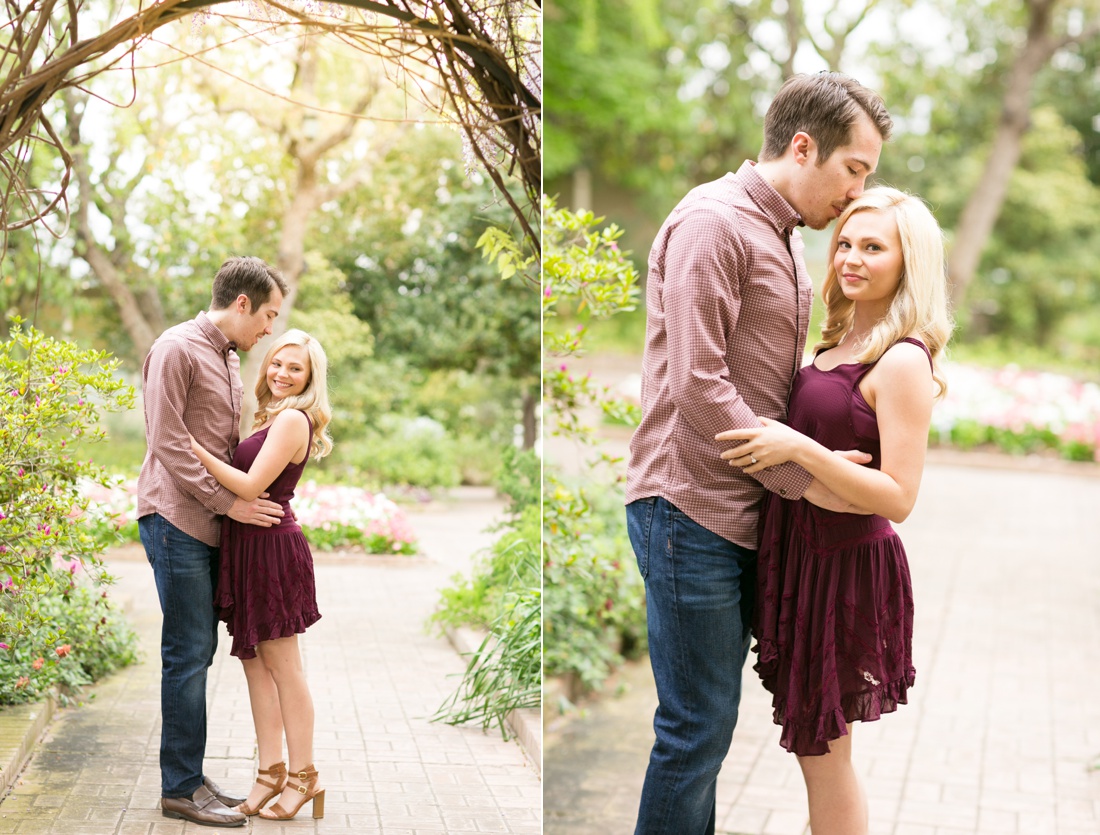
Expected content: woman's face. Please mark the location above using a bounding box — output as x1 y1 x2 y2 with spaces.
833 208 904 315
266 344 311 400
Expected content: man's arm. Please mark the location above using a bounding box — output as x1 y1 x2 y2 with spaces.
662 206 813 499
143 338 239 515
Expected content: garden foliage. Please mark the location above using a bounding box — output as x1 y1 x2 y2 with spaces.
425 203 542 738
0 321 139 704
542 200 648 699
431 445 541 737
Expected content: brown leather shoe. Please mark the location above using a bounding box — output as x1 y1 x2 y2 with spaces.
203 775 246 808
161 784 246 827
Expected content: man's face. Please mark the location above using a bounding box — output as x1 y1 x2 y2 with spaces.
790 114 883 231
234 290 283 351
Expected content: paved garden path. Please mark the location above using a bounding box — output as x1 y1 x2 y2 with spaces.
544 458 1100 835
0 491 541 834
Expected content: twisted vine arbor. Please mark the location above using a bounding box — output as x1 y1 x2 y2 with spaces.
0 0 541 260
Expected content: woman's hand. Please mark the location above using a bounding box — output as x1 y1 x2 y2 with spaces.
715 417 810 474
188 434 202 457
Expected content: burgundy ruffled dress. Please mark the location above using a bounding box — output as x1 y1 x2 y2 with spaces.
216 412 321 659
753 338 931 756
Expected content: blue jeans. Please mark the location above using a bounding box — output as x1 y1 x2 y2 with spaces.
139 514 219 798
626 497 757 835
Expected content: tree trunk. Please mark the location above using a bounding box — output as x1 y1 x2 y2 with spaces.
946 0 1057 307
78 244 159 358
782 0 801 79
521 387 538 450
63 90 160 360
239 40 373 432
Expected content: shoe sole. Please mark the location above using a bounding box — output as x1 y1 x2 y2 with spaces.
162 809 246 827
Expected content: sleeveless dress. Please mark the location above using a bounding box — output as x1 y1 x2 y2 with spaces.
753 337 931 756
215 411 322 659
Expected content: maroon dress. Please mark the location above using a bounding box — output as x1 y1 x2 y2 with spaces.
753 337 931 756
216 412 321 659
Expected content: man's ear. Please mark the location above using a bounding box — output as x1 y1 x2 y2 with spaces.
791 131 814 165
235 294 252 314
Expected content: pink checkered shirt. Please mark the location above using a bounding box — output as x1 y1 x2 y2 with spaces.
626 161 815 549
137 312 243 546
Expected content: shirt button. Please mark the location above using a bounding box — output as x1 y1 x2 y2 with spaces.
779 488 788 496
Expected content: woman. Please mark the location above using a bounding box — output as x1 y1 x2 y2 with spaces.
190 328 333 821
717 187 953 835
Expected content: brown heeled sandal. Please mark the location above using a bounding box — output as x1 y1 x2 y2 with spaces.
257 763 324 820
235 761 287 816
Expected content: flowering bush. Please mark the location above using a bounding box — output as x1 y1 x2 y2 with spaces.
0 569 138 705
932 363 1100 462
543 204 648 699
80 478 419 555
0 320 139 705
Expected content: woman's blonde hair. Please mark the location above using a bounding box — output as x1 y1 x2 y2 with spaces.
252 329 334 459
816 186 954 398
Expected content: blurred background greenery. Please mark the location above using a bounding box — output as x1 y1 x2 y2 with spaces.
545 0 1100 373
2 15 539 492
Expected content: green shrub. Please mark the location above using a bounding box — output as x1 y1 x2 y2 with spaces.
430 446 540 631
0 578 139 705
341 415 461 490
542 202 647 699
542 480 647 693
0 320 139 705
430 446 541 736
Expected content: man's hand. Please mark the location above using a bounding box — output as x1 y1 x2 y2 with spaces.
801 449 874 514
226 494 284 527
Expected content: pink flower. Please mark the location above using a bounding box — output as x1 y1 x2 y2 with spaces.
32 657 43 670
15 676 29 688
55 644 72 658
0 643 9 650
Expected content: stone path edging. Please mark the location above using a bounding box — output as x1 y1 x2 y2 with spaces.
0 695 55 802
446 626 542 777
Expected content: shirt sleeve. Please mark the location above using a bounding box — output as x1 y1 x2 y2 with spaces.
663 205 812 500
143 339 239 515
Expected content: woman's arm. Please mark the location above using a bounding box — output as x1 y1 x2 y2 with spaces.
191 409 310 502
716 342 934 522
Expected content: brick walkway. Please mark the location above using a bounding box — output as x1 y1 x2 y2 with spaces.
0 494 541 834
544 459 1100 835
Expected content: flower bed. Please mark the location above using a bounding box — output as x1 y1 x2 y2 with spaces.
933 363 1100 462
79 478 419 555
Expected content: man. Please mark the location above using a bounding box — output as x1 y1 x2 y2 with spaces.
137 256 290 827
624 73 894 834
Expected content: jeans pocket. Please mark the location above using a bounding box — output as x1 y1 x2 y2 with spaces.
626 497 657 580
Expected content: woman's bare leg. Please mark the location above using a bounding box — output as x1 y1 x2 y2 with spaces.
255 635 319 810
240 655 285 809
797 729 868 835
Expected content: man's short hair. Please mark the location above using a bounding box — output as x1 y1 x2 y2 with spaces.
760 72 893 164
210 257 289 313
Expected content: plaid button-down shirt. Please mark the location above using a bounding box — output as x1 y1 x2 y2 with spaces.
137 312 243 546
626 161 815 549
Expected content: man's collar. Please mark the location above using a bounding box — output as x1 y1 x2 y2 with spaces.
737 160 803 232
196 311 237 355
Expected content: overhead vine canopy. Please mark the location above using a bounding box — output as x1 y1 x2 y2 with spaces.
0 0 541 255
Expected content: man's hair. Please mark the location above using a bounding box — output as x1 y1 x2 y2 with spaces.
760 72 893 163
210 256 289 313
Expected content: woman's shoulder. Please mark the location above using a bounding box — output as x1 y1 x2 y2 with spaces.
878 337 933 375
268 408 311 434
